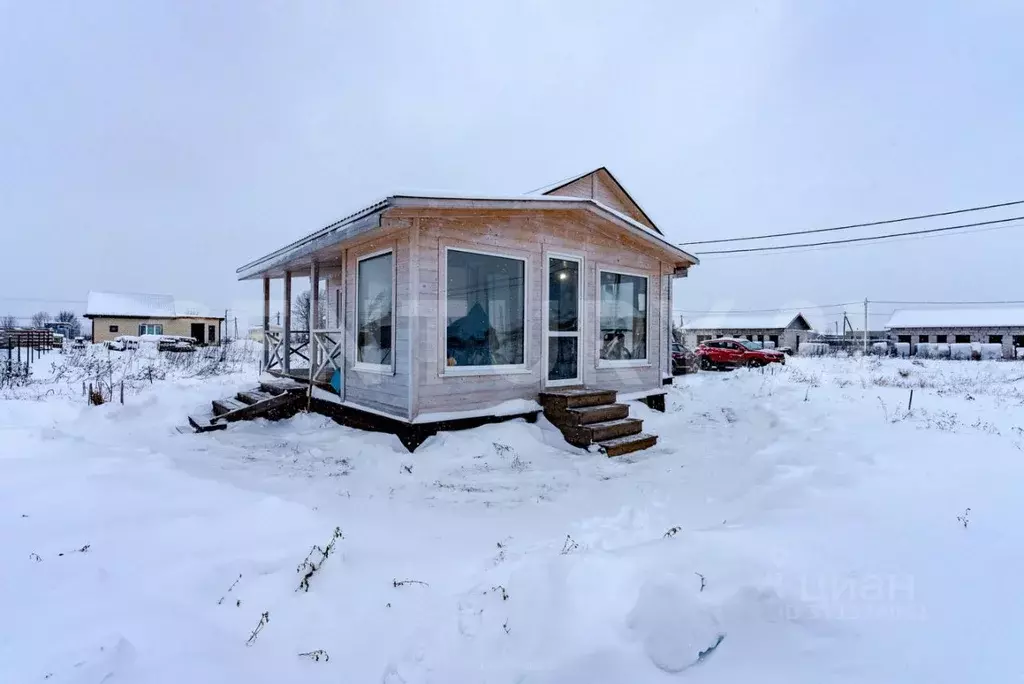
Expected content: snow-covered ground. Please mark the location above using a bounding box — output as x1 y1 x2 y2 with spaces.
3 353 1024 682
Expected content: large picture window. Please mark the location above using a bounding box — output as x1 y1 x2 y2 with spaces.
599 271 647 363
356 251 393 368
446 249 525 369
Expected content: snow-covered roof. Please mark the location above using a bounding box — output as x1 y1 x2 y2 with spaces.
85 291 221 319
236 171 695 280
684 312 811 331
885 308 1024 329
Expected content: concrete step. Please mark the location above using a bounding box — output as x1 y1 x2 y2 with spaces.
237 389 273 405
598 432 657 457
539 388 617 411
560 403 629 426
561 417 643 447
212 398 247 416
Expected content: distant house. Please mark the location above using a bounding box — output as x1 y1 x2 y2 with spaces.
84 291 224 345
234 167 698 453
248 324 283 344
886 309 1024 358
682 313 813 350
44 321 75 338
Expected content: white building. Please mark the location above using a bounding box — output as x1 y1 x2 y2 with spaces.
885 309 1024 359
682 313 813 351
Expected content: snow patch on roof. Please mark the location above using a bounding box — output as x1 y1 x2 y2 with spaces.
885 308 1024 329
86 291 218 318
684 313 807 331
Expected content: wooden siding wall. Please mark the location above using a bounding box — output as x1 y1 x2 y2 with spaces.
336 220 413 419
545 170 656 231
407 209 669 418
547 175 593 199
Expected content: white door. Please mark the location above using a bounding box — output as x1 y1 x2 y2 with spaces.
544 255 583 386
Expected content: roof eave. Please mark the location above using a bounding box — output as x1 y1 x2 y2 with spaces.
235 203 388 280
390 195 698 266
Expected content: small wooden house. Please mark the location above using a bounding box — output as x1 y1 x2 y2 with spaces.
237 168 698 453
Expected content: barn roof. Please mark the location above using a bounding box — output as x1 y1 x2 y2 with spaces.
885 308 1024 329
684 312 812 331
85 291 221 319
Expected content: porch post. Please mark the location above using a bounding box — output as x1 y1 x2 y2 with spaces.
262 277 270 370
283 271 292 374
309 261 320 380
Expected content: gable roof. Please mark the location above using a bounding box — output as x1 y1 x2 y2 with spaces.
533 167 663 235
885 308 1024 329
85 291 221 319
684 312 812 331
236 188 697 280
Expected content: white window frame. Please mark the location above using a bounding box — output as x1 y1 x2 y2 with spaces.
542 251 584 387
353 247 396 375
138 323 163 336
441 245 530 377
596 266 651 369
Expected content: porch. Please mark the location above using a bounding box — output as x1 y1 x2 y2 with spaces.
257 263 345 387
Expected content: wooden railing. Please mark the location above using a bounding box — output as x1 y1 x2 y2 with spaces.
262 331 311 372
312 329 344 380
264 331 284 370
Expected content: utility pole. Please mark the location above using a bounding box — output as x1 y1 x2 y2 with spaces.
863 298 869 354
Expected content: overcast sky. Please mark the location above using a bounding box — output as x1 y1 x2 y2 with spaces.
2 0 1021 332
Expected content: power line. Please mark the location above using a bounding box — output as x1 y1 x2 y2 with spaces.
696 217 1024 261
693 215 1024 255
874 300 1024 305
673 302 857 315
684 199 1024 246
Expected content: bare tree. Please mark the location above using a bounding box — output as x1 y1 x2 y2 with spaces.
30 311 50 328
0 314 16 330
293 290 327 334
55 310 82 337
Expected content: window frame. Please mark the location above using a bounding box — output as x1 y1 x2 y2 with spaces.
353 247 397 375
542 251 584 387
441 245 530 377
596 266 651 369
138 323 163 336
109 325 118 333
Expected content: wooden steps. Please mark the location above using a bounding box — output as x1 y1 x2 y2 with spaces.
182 381 306 434
187 414 227 433
212 397 247 416
237 389 274 405
539 389 657 456
598 432 658 457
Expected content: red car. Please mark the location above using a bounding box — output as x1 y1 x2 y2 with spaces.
695 338 786 370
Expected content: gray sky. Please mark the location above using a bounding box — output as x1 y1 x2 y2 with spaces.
2 0 1021 332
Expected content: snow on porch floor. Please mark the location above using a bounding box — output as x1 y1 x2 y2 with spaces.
2 356 1024 682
